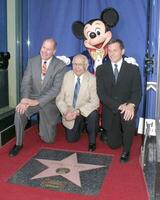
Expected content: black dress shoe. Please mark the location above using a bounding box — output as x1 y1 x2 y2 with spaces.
9 145 23 157
88 144 96 152
120 152 130 163
100 131 108 144
97 126 104 134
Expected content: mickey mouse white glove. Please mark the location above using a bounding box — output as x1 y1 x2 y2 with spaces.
56 56 71 65
124 57 139 66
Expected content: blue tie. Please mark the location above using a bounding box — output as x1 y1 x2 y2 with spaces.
72 77 80 108
114 64 118 82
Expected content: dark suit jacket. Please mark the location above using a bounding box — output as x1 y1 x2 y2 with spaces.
96 59 142 130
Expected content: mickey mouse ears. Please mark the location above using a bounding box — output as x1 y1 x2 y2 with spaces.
101 8 119 28
72 21 85 40
72 7 119 40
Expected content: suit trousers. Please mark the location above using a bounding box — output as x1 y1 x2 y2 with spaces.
105 111 136 152
14 104 58 145
65 110 98 144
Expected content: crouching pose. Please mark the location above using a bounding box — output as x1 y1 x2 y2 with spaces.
9 38 66 157
96 39 142 163
56 54 99 151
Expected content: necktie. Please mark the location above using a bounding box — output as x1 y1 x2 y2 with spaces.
72 77 80 108
113 64 118 82
42 61 47 76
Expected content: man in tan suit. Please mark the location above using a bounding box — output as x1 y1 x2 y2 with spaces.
56 54 99 151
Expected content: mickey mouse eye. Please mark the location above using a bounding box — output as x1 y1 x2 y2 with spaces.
95 28 101 36
87 31 92 38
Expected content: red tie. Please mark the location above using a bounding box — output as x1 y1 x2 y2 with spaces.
42 61 47 76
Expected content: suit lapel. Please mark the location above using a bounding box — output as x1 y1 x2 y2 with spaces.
66 71 76 106
116 61 126 83
108 62 115 83
69 72 76 100
76 72 89 104
34 57 42 91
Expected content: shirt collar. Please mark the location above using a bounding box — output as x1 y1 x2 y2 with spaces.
111 58 123 71
74 74 84 83
42 56 53 66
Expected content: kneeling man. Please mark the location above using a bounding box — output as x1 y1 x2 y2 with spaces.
56 54 99 151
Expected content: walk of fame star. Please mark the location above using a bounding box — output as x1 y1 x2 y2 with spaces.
31 153 105 187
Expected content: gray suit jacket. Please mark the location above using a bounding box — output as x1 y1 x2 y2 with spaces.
21 55 66 124
56 70 99 129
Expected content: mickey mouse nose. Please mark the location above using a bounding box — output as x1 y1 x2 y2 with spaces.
89 32 96 39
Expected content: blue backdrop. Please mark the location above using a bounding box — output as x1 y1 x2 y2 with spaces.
0 0 7 52
25 0 147 62
21 0 159 133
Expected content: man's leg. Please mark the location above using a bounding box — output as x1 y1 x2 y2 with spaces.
39 105 61 143
119 115 136 163
9 105 41 157
106 113 123 149
39 111 57 143
85 110 98 149
65 115 84 142
14 111 28 145
121 117 136 153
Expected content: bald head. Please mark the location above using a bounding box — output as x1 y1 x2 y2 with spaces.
40 38 57 60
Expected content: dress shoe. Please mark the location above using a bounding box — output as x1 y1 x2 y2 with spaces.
120 152 130 163
88 144 96 152
100 131 108 144
97 126 104 135
9 145 23 157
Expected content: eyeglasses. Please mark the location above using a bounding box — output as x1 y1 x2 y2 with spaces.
72 63 84 67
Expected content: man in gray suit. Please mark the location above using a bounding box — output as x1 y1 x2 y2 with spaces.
56 54 99 151
9 38 66 157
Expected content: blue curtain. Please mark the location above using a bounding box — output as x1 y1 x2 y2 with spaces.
0 0 7 52
139 0 159 135
26 0 147 63
22 0 159 129
145 0 159 120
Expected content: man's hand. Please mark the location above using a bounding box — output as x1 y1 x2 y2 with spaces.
118 103 127 113
16 98 39 114
16 102 29 114
21 98 39 106
64 110 80 121
118 103 135 121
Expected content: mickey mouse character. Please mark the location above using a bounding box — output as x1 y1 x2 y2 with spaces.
72 8 119 73
70 7 138 134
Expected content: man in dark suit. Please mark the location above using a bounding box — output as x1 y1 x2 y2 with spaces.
56 54 99 151
96 39 142 163
9 38 66 157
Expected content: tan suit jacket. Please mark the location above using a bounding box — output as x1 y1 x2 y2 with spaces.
56 70 99 129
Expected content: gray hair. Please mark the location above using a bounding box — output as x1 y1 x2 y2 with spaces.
72 54 89 66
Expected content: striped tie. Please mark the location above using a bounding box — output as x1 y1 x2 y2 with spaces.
42 61 47 76
41 61 47 82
